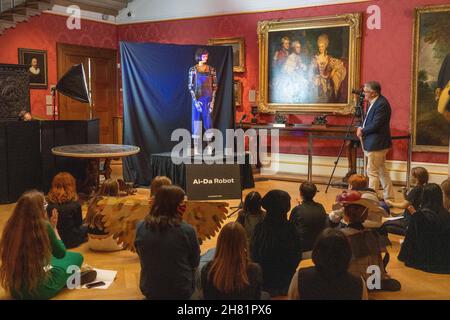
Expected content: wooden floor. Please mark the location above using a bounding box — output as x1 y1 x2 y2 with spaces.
0 166 449 300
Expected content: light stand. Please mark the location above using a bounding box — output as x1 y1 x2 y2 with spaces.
325 90 365 193
49 64 92 192
51 86 57 121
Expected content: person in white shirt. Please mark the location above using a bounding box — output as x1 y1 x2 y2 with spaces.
356 81 395 200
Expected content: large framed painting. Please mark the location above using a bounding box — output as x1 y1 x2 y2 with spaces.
411 5 450 153
257 13 362 114
18 48 48 89
208 37 245 73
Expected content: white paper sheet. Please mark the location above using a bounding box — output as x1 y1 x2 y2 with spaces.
82 268 117 290
384 216 405 221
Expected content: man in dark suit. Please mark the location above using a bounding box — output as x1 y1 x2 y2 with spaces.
356 81 394 200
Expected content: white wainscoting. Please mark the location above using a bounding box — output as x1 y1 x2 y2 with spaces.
259 153 449 184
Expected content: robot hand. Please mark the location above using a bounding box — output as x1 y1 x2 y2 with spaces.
195 100 203 112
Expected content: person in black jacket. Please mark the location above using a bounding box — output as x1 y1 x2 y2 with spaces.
356 81 394 200
288 228 368 300
289 182 327 252
46 172 87 249
200 222 266 300
251 190 302 296
398 183 450 274
135 185 200 299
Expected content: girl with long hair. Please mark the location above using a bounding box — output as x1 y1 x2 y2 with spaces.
85 179 123 252
383 167 429 236
200 222 265 299
288 228 368 300
0 190 84 299
385 166 429 215
135 185 200 299
47 172 87 248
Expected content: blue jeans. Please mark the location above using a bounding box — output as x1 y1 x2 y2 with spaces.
192 96 212 138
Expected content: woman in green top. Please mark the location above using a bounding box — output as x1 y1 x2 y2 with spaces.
0 190 84 299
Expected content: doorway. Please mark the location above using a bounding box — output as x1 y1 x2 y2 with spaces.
57 43 118 144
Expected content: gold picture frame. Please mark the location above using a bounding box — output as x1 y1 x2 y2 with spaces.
234 79 243 107
257 13 362 114
208 37 245 72
411 5 450 153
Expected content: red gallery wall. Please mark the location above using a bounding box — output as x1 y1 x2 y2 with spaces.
0 13 117 117
117 0 449 164
0 1 448 164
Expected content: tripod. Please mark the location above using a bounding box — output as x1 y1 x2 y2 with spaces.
325 92 365 193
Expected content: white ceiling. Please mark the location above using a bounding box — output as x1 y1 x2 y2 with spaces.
116 0 369 24
50 5 117 22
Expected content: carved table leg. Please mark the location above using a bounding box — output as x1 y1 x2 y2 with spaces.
81 159 100 196
103 158 112 180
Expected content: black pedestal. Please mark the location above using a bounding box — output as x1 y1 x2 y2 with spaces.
0 119 99 204
0 121 41 203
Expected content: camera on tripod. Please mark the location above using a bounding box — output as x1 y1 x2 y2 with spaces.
324 87 368 193
352 88 365 97
352 88 365 119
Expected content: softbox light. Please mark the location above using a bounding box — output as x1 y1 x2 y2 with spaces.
51 63 91 120
56 64 90 104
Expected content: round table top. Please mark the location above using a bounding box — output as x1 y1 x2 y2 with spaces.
52 144 140 159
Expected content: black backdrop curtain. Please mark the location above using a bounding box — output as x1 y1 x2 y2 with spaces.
120 42 234 185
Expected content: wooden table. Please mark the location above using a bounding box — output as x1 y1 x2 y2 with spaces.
52 144 140 194
240 123 411 187
241 123 360 174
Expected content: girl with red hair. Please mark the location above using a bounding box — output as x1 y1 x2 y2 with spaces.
47 172 87 248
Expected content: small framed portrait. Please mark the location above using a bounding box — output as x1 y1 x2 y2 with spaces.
234 79 243 107
208 37 245 72
18 48 48 89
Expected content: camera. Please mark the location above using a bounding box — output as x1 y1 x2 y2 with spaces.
352 88 364 95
